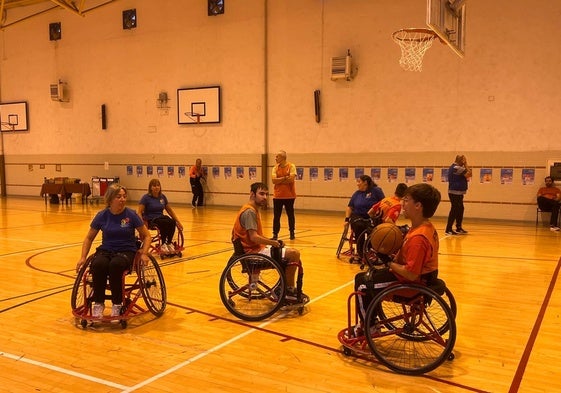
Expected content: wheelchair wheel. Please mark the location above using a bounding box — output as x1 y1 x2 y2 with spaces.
71 256 94 325
336 225 350 258
364 284 456 375
219 254 286 321
138 254 167 316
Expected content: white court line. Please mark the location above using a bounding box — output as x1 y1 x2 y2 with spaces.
0 351 130 390
122 280 352 392
0 281 353 392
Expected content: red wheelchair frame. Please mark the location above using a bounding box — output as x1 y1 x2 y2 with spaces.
71 250 166 329
145 221 184 259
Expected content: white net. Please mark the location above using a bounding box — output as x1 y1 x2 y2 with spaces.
392 29 437 72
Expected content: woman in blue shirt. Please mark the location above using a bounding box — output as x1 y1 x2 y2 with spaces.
76 184 151 319
344 175 385 260
138 179 183 254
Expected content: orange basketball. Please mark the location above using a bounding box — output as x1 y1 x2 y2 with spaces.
369 223 404 255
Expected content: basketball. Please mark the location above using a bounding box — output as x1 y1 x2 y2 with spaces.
369 223 404 255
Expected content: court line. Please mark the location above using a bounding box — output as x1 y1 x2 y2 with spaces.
508 256 561 393
0 351 130 390
121 282 351 392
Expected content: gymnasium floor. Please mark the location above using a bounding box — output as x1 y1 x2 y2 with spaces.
0 196 559 392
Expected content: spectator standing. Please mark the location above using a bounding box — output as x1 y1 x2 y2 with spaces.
445 155 472 235
189 158 206 207
271 150 297 240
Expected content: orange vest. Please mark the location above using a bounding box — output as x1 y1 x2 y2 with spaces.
273 162 296 199
373 196 402 223
231 203 265 253
394 222 438 283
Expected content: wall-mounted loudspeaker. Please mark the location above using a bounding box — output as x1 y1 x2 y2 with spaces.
122 9 137 29
49 22 61 41
314 90 321 123
101 104 107 130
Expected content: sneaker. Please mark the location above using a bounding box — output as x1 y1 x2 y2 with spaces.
445 230 458 235
111 304 122 317
284 288 309 304
192 204 197 209
290 231 295 240
550 226 560 231
166 243 175 253
160 243 169 253
92 303 105 318
456 228 468 234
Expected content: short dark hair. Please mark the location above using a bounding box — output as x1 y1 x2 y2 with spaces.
250 182 268 194
405 183 441 218
394 183 408 198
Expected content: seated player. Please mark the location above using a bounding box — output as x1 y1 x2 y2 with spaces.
354 183 440 332
76 184 151 319
368 182 408 225
344 175 385 260
536 176 561 231
232 182 308 303
138 179 183 253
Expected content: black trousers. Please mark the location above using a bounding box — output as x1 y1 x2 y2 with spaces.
446 193 465 231
150 215 176 244
190 180 204 206
90 250 135 304
272 198 295 235
350 216 371 258
354 268 397 322
537 196 561 226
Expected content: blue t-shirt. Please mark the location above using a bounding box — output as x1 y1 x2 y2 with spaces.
91 207 144 252
348 186 385 218
139 193 169 220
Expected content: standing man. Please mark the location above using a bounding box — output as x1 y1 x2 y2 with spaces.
445 154 472 235
189 158 206 208
537 176 561 231
271 150 297 240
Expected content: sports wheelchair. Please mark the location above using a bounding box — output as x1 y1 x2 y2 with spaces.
338 253 457 375
336 225 359 263
71 250 167 329
145 220 184 259
219 240 309 321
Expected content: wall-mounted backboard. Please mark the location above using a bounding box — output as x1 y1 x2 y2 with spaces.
0 101 29 132
427 0 466 58
177 86 221 125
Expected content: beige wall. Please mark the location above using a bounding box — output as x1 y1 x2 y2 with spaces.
1 0 559 222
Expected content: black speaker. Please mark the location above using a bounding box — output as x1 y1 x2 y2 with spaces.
101 104 107 130
122 9 137 30
208 0 225 16
49 22 61 41
314 90 321 123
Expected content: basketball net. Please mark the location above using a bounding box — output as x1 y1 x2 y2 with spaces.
392 28 437 72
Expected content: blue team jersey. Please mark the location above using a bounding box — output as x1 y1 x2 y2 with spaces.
348 186 385 217
91 207 144 252
139 193 169 220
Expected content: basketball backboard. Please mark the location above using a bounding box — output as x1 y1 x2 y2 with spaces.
426 0 466 58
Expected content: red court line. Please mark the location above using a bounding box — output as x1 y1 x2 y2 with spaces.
169 302 489 393
508 256 561 393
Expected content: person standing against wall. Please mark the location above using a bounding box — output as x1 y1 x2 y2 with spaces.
189 158 206 208
445 154 472 235
271 150 297 240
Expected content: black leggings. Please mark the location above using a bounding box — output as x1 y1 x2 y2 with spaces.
90 250 135 304
272 198 295 235
150 215 176 244
446 193 465 231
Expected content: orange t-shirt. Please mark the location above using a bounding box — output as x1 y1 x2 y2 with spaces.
231 204 264 253
394 222 438 284
272 162 296 199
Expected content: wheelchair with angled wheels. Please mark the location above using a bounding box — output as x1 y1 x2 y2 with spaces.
145 220 184 259
71 250 167 329
219 240 309 321
337 251 457 375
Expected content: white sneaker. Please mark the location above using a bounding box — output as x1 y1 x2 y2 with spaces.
166 243 175 253
92 303 105 318
160 243 169 253
550 226 560 231
111 304 122 317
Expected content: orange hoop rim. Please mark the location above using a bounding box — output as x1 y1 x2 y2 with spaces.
392 28 438 42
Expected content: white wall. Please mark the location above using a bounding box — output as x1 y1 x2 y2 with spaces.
0 0 559 222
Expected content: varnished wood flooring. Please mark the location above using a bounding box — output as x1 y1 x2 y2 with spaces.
0 196 560 392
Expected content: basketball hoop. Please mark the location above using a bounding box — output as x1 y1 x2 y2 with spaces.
392 28 437 72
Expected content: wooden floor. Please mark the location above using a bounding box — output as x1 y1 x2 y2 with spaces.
1 196 560 392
